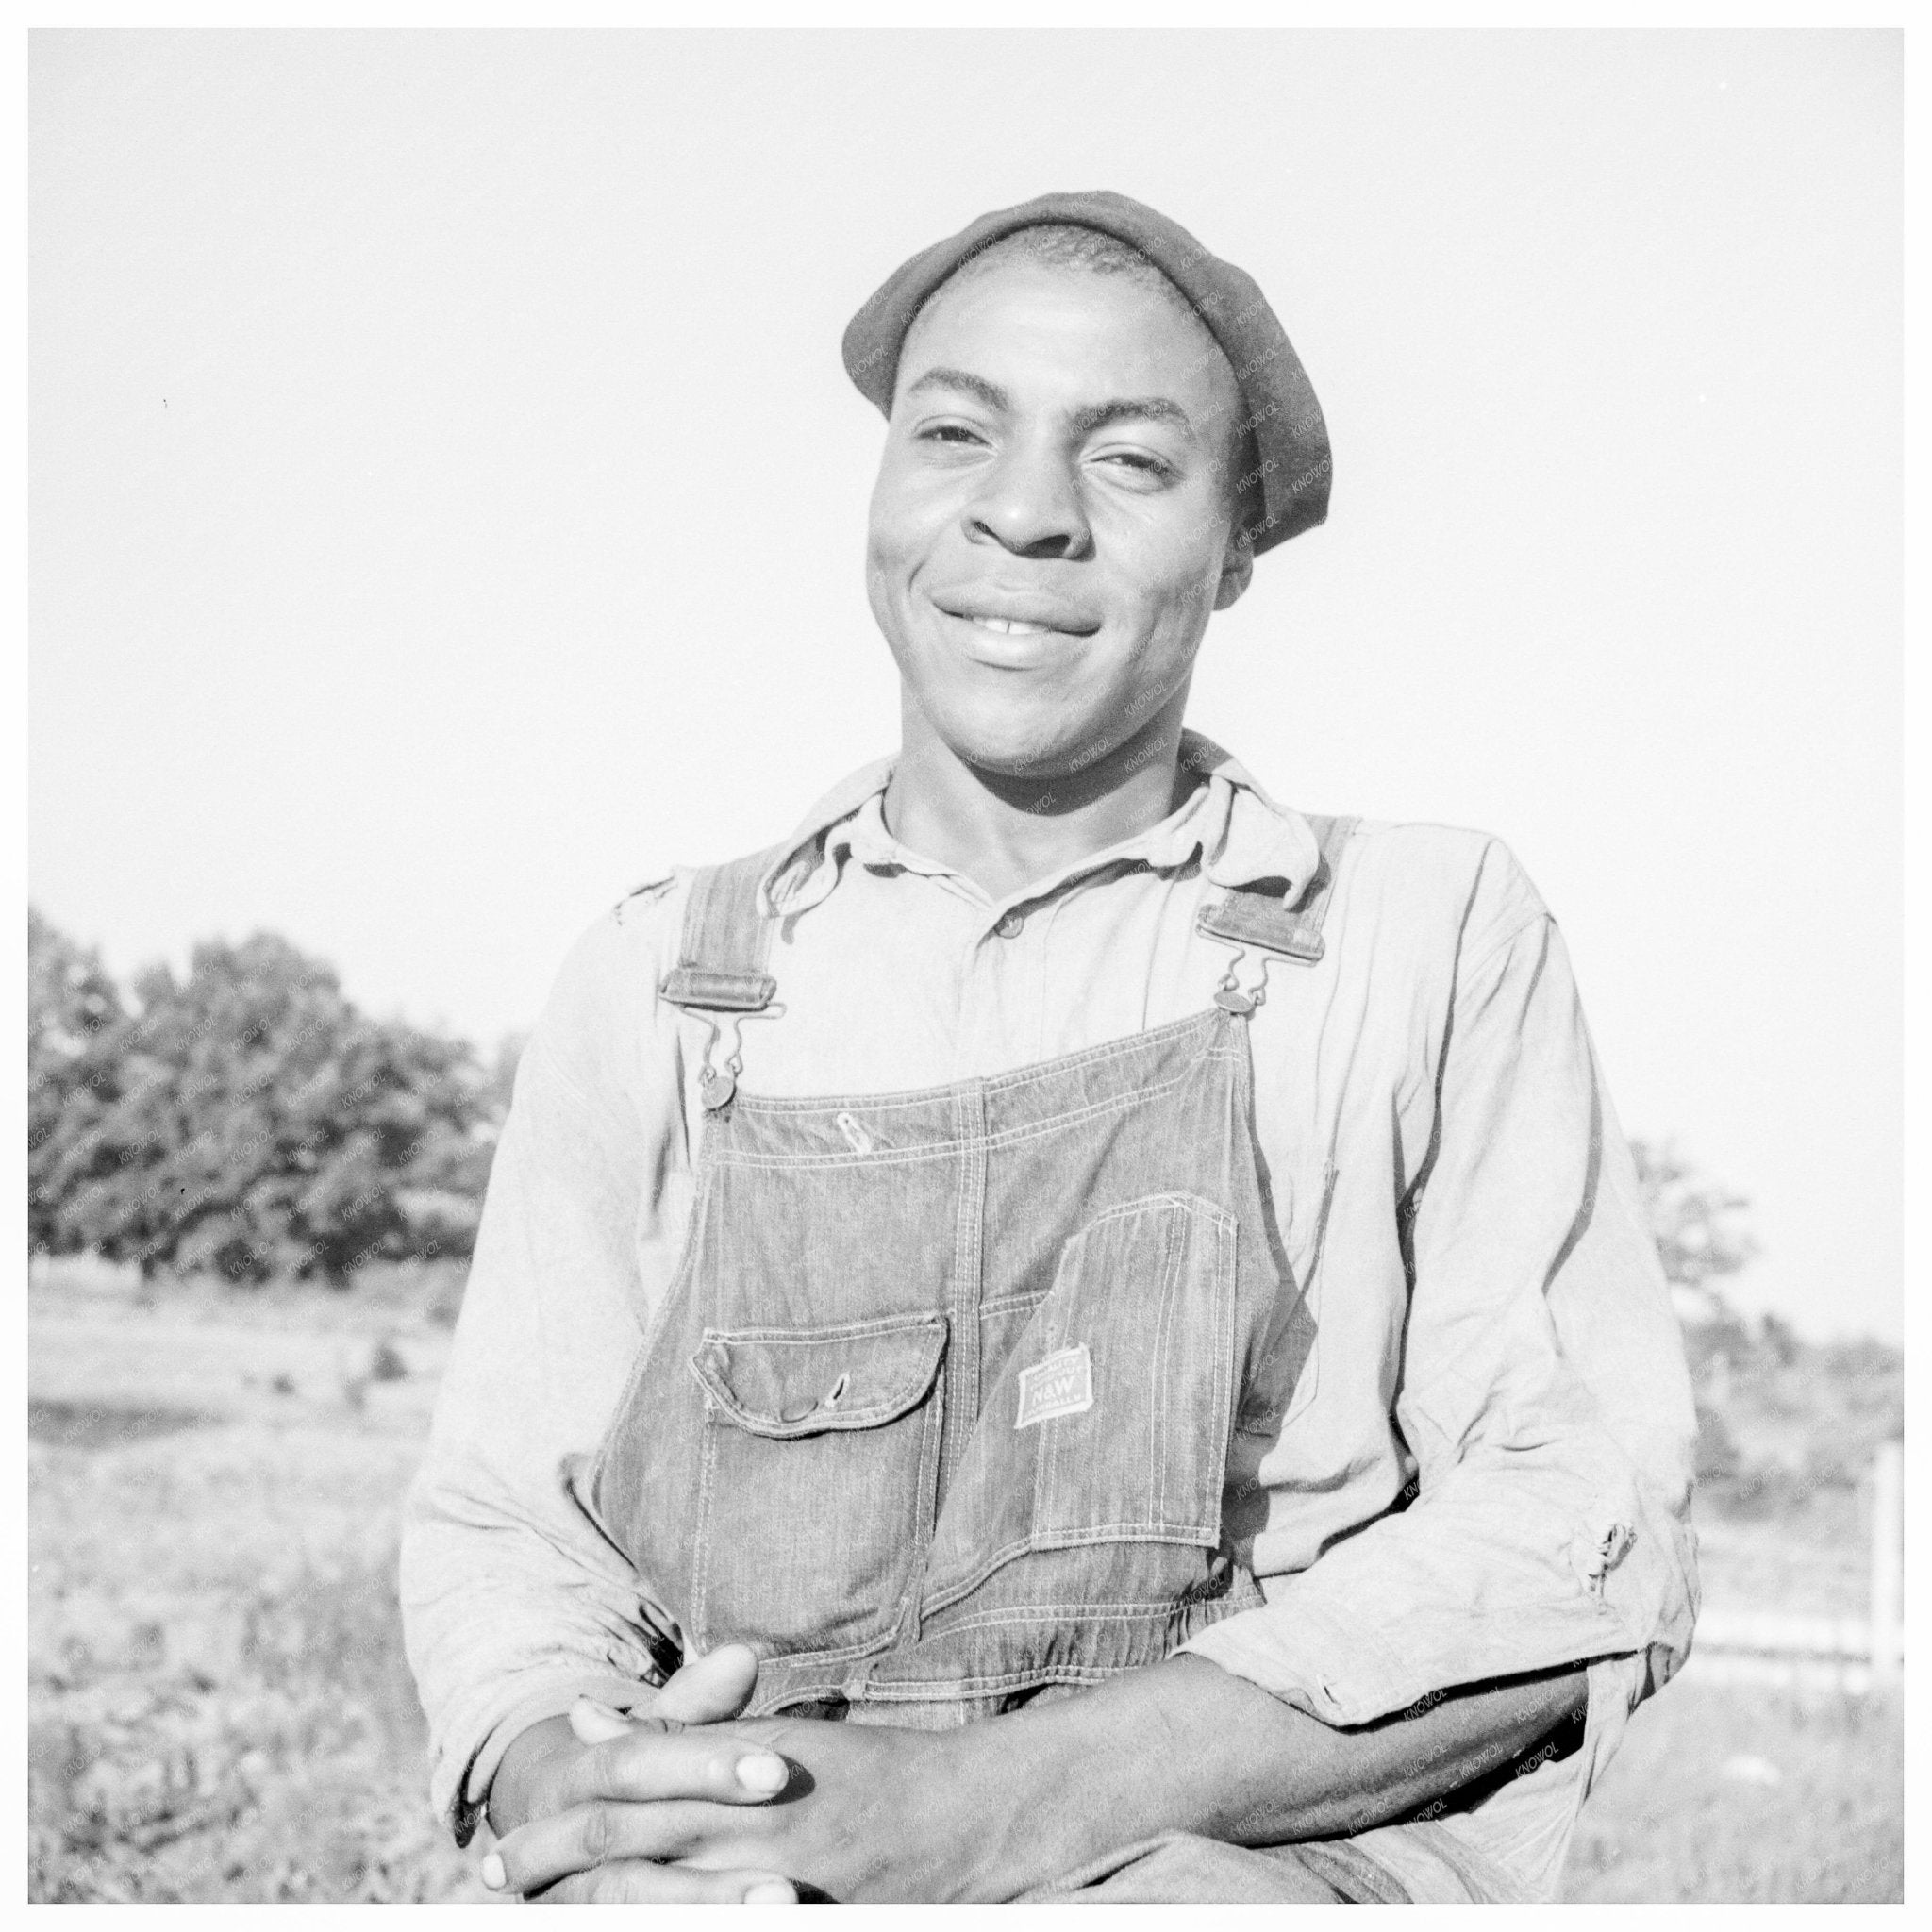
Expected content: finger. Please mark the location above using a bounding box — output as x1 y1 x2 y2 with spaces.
559 1639 762 1749
541 1709 795 1860
561 1725 791 1813
527 1859 797 1904
569 1697 638 1746
655 1641 761 1724
494 1787 787 1897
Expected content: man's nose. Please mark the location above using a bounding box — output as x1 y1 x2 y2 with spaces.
964 439 1093 559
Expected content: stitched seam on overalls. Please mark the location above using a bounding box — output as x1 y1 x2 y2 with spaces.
982 1070 1199 1154
714 1008 1224 1119
921 1517 1224 1618
912 1384 948 1638
695 1313 947 1345
1148 1205 1185 1524
1027 1519 1219 1546
925 1079 988 1632
858 1663 1141 1699
708 1060 1215 1168
741 1626 908 1673
1208 1211 1240 1519
923 1596 1233 1632
691 1389 720 1650
743 1660 1124 1716
977 1290 1049 1317
713 1141 971 1170
729 1090 982 1118
1066 1190 1235 1237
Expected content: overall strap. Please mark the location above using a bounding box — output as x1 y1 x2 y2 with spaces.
658 842 792 1014
1196 812 1360 966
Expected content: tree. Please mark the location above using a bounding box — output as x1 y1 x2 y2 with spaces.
1628 1138 1758 1291
28 909 126 1255
1628 1137 1759 1385
48 930 496 1284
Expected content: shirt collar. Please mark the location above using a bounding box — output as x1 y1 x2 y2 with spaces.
759 730 1320 917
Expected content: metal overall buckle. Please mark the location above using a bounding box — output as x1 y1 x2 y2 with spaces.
696 1014 745 1111
1213 947 1274 1017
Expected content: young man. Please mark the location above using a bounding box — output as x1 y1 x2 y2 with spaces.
401 191 1698 1904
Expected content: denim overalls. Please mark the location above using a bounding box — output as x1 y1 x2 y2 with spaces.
585 814 1357 1737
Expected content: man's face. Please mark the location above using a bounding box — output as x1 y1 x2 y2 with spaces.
866 259 1251 783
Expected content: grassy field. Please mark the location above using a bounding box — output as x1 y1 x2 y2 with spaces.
26 1265 1905 1904
1564 1676 1902 1902
28 1266 484 1903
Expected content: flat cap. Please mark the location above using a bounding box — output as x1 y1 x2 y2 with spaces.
841 189 1330 555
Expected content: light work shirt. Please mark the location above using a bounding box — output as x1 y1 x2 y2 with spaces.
401 736 1699 1893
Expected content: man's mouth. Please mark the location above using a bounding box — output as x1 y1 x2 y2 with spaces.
933 599 1102 639
969 616 1057 637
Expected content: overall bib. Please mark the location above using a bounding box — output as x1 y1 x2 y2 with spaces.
582 816 1517 1898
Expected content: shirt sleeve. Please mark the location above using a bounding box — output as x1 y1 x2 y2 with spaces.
398 891 688 1843
1177 843 1700 1728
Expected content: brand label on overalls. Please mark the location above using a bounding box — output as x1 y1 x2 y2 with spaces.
1015 1343 1093 1429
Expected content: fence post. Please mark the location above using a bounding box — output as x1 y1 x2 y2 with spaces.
1870 1439 1904 1687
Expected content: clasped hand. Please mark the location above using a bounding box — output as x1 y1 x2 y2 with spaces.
481 1644 972 1903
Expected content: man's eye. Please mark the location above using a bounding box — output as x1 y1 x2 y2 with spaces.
920 424 986 446
1095 451 1174 480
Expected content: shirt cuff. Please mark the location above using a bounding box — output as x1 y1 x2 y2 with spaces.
440 1669 654 1846
1173 1594 1414 1725
1170 1563 1654 1729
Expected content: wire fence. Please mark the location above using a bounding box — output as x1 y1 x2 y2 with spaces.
1685 1441 1903 1695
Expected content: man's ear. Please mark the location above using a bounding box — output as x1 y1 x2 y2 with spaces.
1213 525 1256 612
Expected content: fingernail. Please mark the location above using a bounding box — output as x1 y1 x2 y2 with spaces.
480 1852 506 1891
743 1880 797 1903
737 1752 790 1794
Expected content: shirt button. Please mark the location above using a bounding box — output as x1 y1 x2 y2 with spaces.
994 910 1024 939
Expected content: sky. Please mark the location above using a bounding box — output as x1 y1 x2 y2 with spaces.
30 30 1901 1338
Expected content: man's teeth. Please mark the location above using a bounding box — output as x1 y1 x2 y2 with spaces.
972 617 1052 636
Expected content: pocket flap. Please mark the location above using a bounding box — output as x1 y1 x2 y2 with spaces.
691 1313 947 1439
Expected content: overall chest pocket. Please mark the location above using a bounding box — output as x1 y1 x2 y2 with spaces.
689 1311 946 1658
922 1192 1241 1612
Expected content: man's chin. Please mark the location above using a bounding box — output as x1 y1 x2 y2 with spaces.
931 724 1140 792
